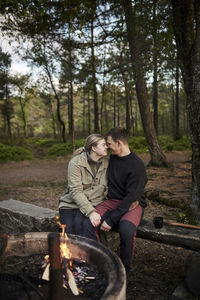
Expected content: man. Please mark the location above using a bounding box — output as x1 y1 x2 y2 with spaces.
83 127 147 272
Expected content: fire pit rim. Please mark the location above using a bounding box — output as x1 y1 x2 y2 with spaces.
0 232 126 300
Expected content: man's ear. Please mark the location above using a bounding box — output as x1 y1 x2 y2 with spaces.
117 140 123 146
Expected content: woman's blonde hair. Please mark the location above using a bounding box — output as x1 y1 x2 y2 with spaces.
73 133 105 156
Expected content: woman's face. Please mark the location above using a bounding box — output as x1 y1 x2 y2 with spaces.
92 139 108 157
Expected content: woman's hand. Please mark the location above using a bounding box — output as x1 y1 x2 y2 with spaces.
89 211 101 227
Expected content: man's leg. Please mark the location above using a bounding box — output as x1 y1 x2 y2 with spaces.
118 205 143 272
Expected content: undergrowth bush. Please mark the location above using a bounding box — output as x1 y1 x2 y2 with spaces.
159 135 191 151
0 143 32 162
47 139 87 158
35 138 55 147
0 135 191 161
129 136 148 153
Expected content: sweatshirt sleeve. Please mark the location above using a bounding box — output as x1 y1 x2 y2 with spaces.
105 162 147 227
67 160 95 216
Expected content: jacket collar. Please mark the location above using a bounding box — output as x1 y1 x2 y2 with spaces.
78 151 108 171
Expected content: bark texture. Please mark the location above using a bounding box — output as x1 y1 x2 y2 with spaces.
172 0 200 221
122 0 168 166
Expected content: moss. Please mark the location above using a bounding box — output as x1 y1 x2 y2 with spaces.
147 191 198 225
147 191 187 209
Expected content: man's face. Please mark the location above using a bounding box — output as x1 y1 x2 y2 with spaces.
107 136 120 155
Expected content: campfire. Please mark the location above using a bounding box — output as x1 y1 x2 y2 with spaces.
0 225 126 299
42 221 107 298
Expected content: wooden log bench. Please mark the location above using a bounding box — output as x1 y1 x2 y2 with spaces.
137 218 200 251
0 200 199 252
99 217 200 252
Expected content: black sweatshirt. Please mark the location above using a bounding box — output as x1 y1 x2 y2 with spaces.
105 151 147 227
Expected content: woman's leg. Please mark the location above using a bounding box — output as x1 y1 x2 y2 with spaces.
73 210 87 236
59 208 78 234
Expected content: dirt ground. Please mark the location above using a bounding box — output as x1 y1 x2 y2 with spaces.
0 151 198 300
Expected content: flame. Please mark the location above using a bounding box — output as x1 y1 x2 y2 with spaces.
44 217 72 268
56 216 72 267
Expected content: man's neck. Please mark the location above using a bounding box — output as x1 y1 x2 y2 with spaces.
117 145 131 157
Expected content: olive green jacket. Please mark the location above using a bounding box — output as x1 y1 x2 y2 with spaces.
59 151 109 216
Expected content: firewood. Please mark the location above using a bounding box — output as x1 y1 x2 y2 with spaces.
42 262 50 281
67 267 79 295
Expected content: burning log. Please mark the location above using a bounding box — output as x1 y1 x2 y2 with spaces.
47 231 80 296
48 232 65 300
66 268 79 296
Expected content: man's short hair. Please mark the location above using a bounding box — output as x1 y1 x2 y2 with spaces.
106 128 129 143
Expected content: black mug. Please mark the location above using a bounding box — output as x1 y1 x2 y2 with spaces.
153 217 163 229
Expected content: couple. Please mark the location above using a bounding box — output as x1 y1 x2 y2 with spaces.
59 127 147 272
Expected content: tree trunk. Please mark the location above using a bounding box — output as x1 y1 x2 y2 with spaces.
68 34 75 151
5 86 12 137
119 51 131 133
113 90 116 127
122 0 168 166
129 96 135 135
100 84 105 133
175 60 180 140
152 0 158 135
91 16 99 133
171 0 200 221
49 100 57 139
70 79 75 151
152 54 158 135
171 83 175 137
45 65 66 143
87 92 91 135
82 94 86 136
19 97 26 138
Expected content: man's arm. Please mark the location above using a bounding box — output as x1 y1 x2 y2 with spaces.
104 163 147 227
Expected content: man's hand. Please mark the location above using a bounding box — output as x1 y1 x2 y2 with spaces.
100 220 111 232
89 211 101 227
129 201 139 211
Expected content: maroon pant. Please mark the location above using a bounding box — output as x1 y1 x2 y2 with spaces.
83 199 143 271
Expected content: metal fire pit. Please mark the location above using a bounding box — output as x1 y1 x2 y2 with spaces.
0 232 126 300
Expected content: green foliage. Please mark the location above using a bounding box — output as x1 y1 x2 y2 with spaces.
46 136 191 159
0 136 191 161
75 138 85 148
47 139 86 158
47 143 72 158
177 212 190 224
35 138 55 147
0 143 32 162
177 209 198 225
173 136 191 150
129 136 148 153
159 135 191 151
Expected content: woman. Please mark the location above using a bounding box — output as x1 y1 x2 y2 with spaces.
59 134 108 235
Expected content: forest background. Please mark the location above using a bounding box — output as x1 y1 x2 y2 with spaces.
0 0 200 223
